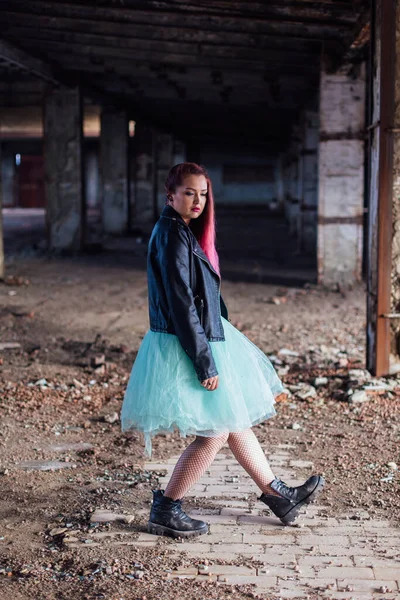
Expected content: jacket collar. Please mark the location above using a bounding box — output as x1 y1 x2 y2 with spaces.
160 204 220 279
160 203 188 227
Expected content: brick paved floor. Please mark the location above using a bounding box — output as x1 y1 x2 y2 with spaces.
81 444 400 600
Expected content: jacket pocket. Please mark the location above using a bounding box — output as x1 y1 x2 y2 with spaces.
194 295 204 326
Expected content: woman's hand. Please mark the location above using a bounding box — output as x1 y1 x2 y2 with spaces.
201 375 219 391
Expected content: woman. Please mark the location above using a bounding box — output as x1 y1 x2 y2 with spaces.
121 162 324 538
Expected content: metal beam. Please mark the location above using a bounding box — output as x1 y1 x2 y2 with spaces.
0 38 59 83
366 0 396 376
0 141 4 280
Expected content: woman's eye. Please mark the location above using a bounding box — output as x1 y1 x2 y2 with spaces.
185 192 194 197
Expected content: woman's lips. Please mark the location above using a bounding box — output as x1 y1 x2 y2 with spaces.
191 207 201 212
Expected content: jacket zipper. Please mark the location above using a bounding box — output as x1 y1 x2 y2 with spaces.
192 251 222 320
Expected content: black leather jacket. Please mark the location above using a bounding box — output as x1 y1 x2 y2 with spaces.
147 204 229 381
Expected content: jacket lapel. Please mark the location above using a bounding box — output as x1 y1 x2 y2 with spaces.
160 204 220 279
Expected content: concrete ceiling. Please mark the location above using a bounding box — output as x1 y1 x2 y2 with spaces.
0 0 369 146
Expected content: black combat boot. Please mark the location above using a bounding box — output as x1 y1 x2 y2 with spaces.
147 489 209 538
259 475 325 526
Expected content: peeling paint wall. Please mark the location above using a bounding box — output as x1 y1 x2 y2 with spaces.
318 62 366 287
100 107 129 235
44 86 84 251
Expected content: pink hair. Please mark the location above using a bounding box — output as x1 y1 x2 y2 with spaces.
165 162 220 276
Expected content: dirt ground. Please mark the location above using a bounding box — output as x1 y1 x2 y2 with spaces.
0 254 399 600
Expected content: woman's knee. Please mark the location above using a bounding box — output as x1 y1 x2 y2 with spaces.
218 430 229 445
228 428 252 443
196 431 229 447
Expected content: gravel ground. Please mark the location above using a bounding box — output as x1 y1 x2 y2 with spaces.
0 255 398 600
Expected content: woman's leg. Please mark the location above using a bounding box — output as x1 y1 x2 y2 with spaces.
164 431 229 500
227 428 278 495
227 428 325 525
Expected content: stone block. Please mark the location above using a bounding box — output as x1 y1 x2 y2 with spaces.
337 579 398 592
373 567 400 580
315 566 375 579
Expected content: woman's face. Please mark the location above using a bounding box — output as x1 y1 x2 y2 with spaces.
168 174 208 224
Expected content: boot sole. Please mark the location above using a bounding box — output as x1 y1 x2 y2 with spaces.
147 521 209 539
279 476 325 526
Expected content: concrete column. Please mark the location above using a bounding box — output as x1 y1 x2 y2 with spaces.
0 142 4 279
275 155 285 211
283 130 301 237
44 86 84 251
172 139 186 166
317 61 366 287
156 133 174 212
100 107 129 234
1 146 16 207
299 110 319 254
132 123 156 234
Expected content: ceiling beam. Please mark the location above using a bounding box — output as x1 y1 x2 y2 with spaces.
0 3 353 40
2 25 322 59
5 36 321 69
0 12 325 51
27 0 359 24
0 38 181 134
30 49 320 77
0 38 59 83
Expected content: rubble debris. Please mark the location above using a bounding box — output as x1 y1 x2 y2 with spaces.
0 342 21 351
4 275 30 286
314 376 328 387
103 412 119 424
90 509 134 524
91 354 106 368
15 460 77 471
349 390 369 404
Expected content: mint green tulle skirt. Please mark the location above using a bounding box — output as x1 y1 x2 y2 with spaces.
121 317 284 457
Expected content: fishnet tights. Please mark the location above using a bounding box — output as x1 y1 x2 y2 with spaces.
164 428 277 501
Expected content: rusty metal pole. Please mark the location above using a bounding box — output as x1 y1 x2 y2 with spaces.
367 0 396 376
0 139 4 281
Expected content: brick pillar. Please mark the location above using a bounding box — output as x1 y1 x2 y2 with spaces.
100 107 129 234
44 86 84 251
317 61 366 287
132 123 156 234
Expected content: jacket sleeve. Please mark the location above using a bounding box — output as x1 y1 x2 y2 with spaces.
158 228 218 381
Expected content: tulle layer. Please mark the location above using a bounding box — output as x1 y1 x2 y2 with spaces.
121 317 284 456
